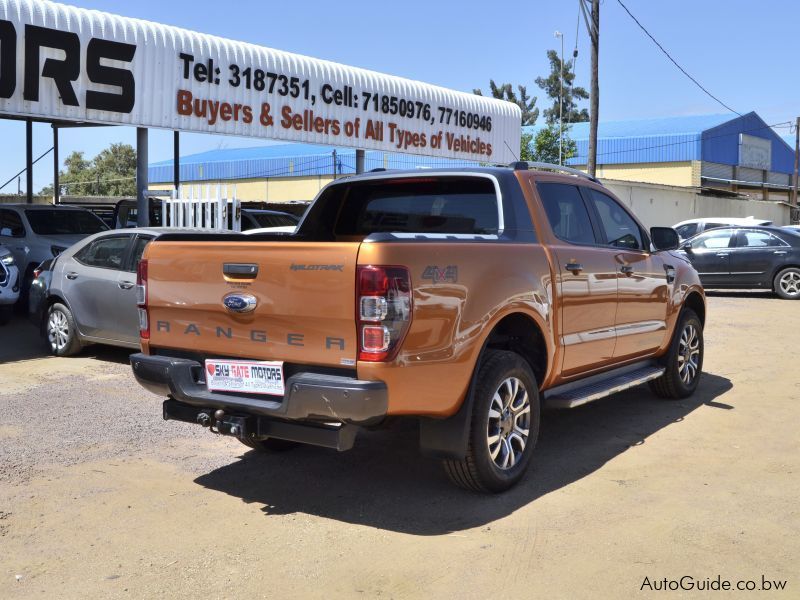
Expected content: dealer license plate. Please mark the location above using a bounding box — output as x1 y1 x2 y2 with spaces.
204 359 285 396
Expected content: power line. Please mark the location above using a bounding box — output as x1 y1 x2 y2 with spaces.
60 174 137 186
615 0 741 116
0 146 54 191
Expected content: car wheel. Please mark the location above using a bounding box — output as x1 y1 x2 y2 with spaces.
649 309 703 399
238 437 300 452
0 305 12 325
46 302 82 356
442 350 540 493
773 267 800 300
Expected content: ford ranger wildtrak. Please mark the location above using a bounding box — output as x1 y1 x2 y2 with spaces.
130 163 706 492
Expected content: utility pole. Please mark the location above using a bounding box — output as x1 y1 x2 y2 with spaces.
555 30 564 165
586 0 600 177
792 116 799 208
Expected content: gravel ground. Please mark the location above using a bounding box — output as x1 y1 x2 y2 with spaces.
0 292 798 598
0 341 232 485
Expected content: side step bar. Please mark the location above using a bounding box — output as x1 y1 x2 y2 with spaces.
544 361 665 409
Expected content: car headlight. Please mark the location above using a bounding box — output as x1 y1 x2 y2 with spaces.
51 245 66 257
0 254 14 266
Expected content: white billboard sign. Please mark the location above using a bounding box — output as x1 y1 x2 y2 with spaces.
0 0 521 162
739 134 772 171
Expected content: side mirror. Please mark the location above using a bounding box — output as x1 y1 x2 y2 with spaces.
650 227 680 251
0 227 11 237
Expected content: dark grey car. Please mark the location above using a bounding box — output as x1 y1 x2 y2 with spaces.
0 204 109 307
679 226 800 299
32 228 208 355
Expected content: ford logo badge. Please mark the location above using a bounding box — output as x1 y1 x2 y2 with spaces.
223 293 257 313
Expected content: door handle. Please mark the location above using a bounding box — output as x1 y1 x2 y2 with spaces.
620 265 634 276
564 262 583 275
66 272 78 280
774 251 788 255
715 253 729 258
118 281 134 290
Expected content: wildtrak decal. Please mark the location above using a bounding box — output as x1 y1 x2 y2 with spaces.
290 263 344 272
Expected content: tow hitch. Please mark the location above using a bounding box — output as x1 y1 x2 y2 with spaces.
194 409 249 437
163 399 357 451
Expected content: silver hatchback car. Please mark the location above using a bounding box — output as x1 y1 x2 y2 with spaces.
33 228 204 355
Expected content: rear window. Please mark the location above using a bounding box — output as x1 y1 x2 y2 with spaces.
331 177 499 236
25 209 109 235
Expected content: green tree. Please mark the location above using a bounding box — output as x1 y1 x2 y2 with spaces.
93 143 137 196
525 124 578 164
535 49 589 125
40 143 137 196
519 131 535 161
474 80 539 126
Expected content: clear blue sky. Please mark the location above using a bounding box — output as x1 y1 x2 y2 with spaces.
1 0 797 193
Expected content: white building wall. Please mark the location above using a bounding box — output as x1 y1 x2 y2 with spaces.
601 179 791 228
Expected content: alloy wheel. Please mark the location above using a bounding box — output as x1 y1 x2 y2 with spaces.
487 377 531 470
47 309 70 352
779 271 800 297
677 323 700 385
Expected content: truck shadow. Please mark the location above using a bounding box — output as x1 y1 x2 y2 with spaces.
195 372 732 536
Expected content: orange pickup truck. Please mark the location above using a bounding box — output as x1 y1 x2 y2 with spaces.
130 163 706 492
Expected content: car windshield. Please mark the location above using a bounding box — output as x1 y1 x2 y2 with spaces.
25 210 109 235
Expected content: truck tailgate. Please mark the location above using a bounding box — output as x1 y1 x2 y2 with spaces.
144 241 359 367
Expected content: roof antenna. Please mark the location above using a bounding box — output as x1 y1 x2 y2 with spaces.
504 140 520 162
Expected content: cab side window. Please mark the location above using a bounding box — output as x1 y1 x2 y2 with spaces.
0 210 25 238
587 190 643 250
537 183 597 245
75 237 131 270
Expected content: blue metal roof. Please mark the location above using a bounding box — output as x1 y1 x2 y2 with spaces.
522 113 795 173
149 143 476 183
152 114 796 182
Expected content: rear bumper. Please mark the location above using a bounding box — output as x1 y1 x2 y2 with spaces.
130 353 388 426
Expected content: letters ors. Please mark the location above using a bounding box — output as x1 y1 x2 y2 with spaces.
0 19 136 113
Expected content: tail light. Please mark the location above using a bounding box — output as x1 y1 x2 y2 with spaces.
357 265 412 361
136 259 149 339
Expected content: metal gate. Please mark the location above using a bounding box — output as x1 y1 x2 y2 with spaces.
161 184 241 231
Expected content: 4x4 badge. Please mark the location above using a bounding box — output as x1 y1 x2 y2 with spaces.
223 292 257 313
422 265 458 284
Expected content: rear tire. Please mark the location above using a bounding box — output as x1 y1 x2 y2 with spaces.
46 302 82 356
442 350 540 493
773 267 800 300
649 309 703 399
238 437 300 452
